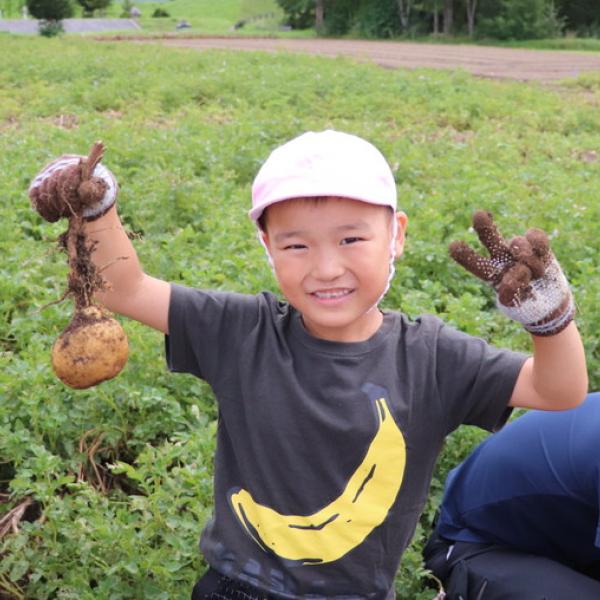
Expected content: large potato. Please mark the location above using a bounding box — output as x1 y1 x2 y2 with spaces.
52 306 128 389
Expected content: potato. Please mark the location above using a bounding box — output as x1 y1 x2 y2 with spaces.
52 306 128 389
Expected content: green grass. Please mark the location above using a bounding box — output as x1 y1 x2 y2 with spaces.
478 35 600 52
1 0 287 35
336 33 600 53
105 0 286 35
1 35 599 599
505 37 600 51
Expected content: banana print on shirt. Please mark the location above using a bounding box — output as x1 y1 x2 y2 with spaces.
229 384 407 565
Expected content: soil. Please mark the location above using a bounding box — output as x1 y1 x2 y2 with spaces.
140 37 600 83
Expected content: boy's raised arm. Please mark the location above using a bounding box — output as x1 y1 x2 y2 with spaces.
509 323 587 410
82 207 171 334
450 211 588 411
29 142 171 334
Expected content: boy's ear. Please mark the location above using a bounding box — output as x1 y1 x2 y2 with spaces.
259 230 272 253
394 211 408 258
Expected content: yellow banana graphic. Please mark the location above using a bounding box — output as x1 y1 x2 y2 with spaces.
230 393 406 565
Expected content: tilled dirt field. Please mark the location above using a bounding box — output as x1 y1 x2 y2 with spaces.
150 37 600 83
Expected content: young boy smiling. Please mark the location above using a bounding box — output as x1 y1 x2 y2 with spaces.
30 130 587 599
260 197 406 342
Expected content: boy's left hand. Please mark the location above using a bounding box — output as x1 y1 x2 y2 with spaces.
29 141 118 223
449 210 574 336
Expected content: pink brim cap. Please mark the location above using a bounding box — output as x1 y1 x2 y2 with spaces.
250 130 397 222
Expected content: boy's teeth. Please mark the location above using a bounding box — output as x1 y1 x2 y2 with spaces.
314 290 349 299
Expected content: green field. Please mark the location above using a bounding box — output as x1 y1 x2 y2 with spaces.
1 35 599 599
3 0 600 47
102 0 287 35
0 0 289 35
406 34 600 52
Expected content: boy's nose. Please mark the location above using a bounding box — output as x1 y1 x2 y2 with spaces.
312 250 345 281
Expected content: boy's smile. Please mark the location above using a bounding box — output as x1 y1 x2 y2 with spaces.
262 197 407 343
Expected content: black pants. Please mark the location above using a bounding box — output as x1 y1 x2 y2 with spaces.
424 529 600 600
191 568 396 599
191 568 276 600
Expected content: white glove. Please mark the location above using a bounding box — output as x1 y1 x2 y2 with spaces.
29 142 117 222
449 211 575 336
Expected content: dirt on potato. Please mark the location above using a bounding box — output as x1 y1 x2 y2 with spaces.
52 305 128 389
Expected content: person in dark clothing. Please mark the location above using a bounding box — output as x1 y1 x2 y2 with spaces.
425 392 600 600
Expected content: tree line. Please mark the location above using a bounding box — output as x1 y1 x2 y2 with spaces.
277 0 600 40
4 0 112 19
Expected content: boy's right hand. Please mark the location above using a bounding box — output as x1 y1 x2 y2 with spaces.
29 141 118 223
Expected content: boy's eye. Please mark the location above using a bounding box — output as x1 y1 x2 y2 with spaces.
283 244 307 250
341 237 363 245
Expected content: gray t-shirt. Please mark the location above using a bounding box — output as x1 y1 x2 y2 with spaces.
166 284 526 599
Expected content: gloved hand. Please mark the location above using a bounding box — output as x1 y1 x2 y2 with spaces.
449 210 575 336
29 141 117 222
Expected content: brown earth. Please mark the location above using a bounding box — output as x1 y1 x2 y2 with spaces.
146 37 600 83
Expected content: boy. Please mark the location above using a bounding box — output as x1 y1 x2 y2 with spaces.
30 130 587 599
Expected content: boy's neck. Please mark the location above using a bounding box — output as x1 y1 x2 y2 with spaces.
299 307 384 343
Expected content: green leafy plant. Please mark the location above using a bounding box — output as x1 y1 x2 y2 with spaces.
0 35 598 599
151 7 169 18
26 0 72 36
276 0 314 29
26 0 73 20
478 0 565 40
119 0 132 18
37 19 65 36
77 0 112 18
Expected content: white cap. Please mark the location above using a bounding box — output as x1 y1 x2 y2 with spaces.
250 130 397 223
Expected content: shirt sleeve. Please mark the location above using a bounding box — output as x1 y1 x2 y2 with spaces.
165 284 263 384
432 319 528 435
